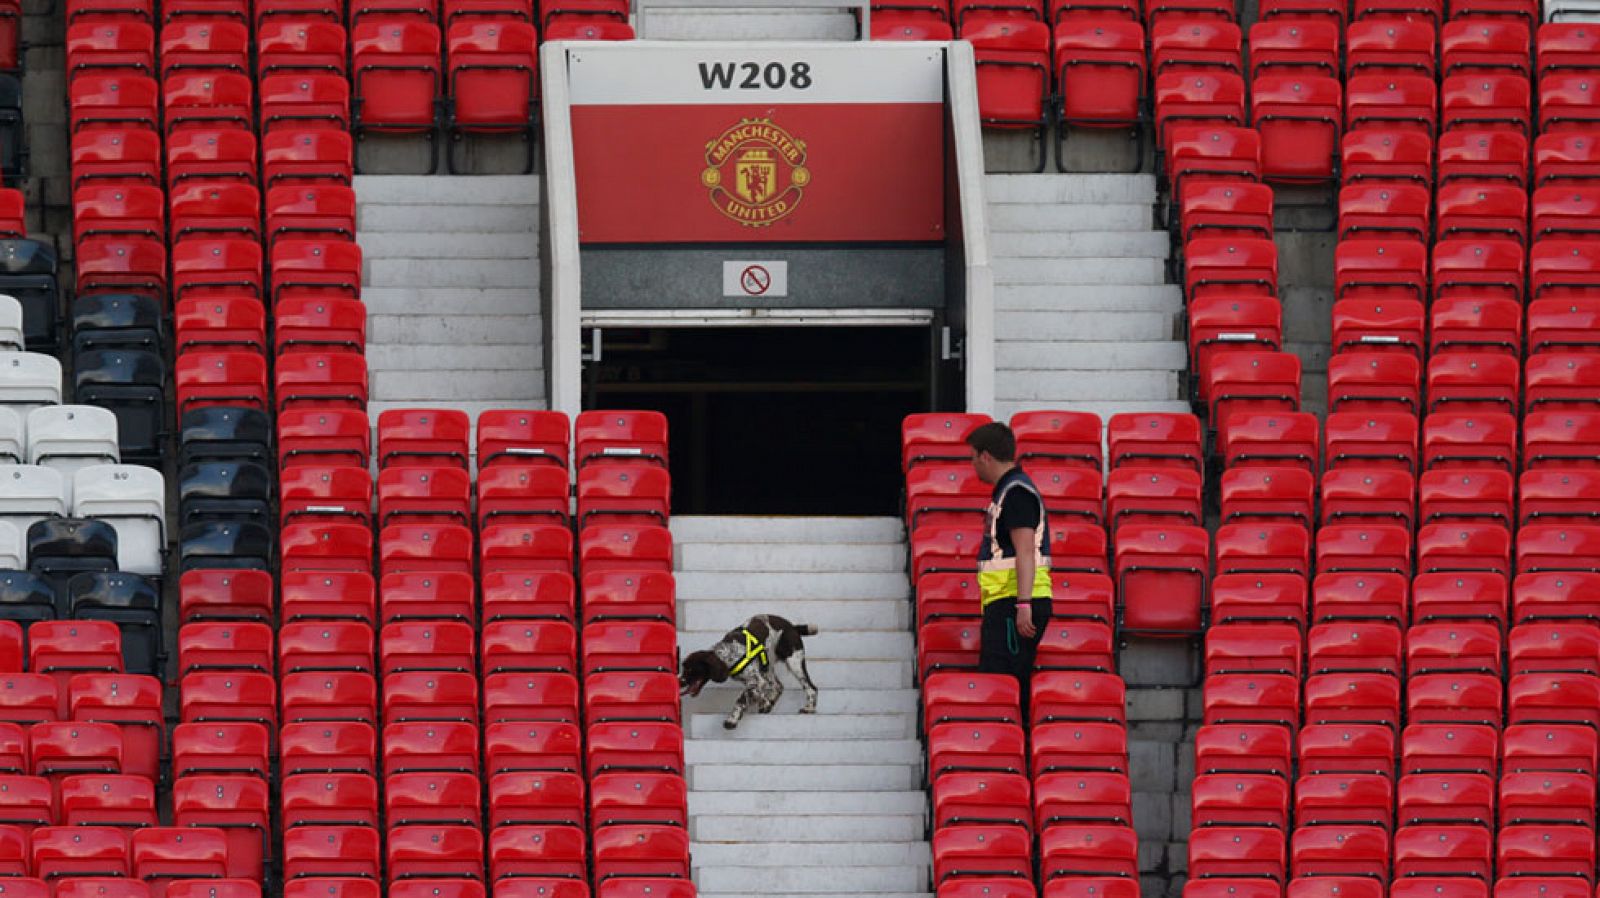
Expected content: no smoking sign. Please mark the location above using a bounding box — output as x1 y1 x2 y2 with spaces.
723 260 788 298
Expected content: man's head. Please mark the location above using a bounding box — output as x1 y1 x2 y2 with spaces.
967 422 1018 485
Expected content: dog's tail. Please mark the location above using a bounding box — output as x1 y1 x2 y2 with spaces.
796 623 818 636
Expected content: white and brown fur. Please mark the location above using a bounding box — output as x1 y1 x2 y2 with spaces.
678 614 819 729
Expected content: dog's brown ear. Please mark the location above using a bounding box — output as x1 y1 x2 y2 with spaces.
687 650 731 683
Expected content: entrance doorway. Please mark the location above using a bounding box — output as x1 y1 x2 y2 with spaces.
585 326 948 515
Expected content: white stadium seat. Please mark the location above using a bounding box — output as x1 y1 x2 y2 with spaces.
27 405 119 494
1546 0 1600 19
0 407 23 465
0 520 22 569
72 464 165 576
0 351 59 414
0 464 65 540
0 296 23 352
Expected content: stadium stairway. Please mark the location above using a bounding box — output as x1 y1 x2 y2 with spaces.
355 174 546 419
672 515 932 898
987 172 1189 422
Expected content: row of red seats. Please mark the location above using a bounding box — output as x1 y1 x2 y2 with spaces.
179 566 673 627
902 414 1142 896
62 0 624 29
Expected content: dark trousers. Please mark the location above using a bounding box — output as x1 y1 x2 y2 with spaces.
979 596 1053 713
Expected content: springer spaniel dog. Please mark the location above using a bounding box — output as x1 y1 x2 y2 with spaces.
678 614 819 730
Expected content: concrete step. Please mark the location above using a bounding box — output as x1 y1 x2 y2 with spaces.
688 789 927 817
362 287 540 317
367 344 545 372
357 232 537 260
991 230 1169 259
357 204 538 233
682 658 912 690
995 369 1181 402
687 711 915 740
701 893 930 898
372 370 545 403
996 311 1177 342
367 400 548 423
993 257 1166 286
675 571 910 602
688 763 920 793
368 314 542 346
679 630 913 662
681 688 920 718
352 174 540 205
676 542 904 573
642 8 856 39
694 863 929 894
679 598 910 633
692 841 928 868
671 516 903 544
995 340 1188 371
367 258 539 289
692 814 924 843
987 202 1152 232
688 739 922 766
986 173 1157 205
993 399 1193 421
995 284 1182 312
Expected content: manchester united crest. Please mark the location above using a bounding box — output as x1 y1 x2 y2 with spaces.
701 117 809 227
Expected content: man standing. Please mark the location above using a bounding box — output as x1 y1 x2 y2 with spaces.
967 422 1054 702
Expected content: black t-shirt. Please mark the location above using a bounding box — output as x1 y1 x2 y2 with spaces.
991 468 1043 558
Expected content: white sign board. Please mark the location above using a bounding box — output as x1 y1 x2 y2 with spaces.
723 260 789 297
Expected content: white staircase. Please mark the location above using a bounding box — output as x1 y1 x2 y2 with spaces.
354 174 546 419
987 173 1190 422
673 516 931 898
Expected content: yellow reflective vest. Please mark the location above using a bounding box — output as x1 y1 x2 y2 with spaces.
976 470 1053 608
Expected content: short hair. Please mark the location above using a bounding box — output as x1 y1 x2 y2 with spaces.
966 422 1017 462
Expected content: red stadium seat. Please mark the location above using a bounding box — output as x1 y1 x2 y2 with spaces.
278 571 376 626
1396 771 1493 827
1346 74 1438 136
171 774 269 880
480 621 576 676
1114 523 1209 635
933 770 1030 830
1508 672 1600 729
379 620 476 675
1156 71 1247 151
489 770 585 828
1406 671 1503 726
61 774 156 828
383 720 480 776
1201 672 1299 729
1220 412 1319 472
279 466 373 528
378 522 473 576
1191 771 1290 828
280 522 373 574
1399 722 1496 776
483 672 580 725
1327 350 1421 414
1186 825 1286 881
1418 468 1514 527
1214 522 1311 578
1253 75 1341 182
280 671 378 727
1428 297 1522 357
1031 721 1128 776
476 465 570 528
480 523 575 575
1051 19 1145 147
1290 824 1390 879
1517 524 1600 574
1316 523 1412 575
281 825 382 881
1339 181 1432 243
585 721 684 777
1219 466 1315 528
262 129 354 188
1411 571 1508 627
1425 410 1518 475
1534 132 1600 187
260 74 350 133
1194 723 1292 777
1347 19 1436 77
281 772 380 827
486 825 586 881
1443 18 1529 76
1167 124 1262 185
376 466 472 528
1311 570 1409 626
1178 179 1275 240
171 722 269 780
31 826 130 879
1303 671 1402 729
381 670 479 725
1502 722 1598 774
1514 570 1600 624
1432 238 1527 303
1416 522 1513 575
484 720 582 774
1319 466 1415 528
1307 620 1403 675
1248 19 1339 80
481 571 575 624
1210 573 1307 628
1183 237 1277 301
1341 128 1433 187
279 720 377 777
1040 824 1138 880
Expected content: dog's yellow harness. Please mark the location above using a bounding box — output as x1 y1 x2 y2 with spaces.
728 628 769 676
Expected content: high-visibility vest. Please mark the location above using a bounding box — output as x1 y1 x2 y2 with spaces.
976 471 1053 608
728 628 769 676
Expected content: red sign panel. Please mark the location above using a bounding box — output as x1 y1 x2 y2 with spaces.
564 45 948 245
